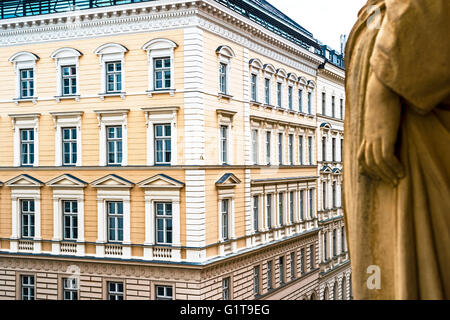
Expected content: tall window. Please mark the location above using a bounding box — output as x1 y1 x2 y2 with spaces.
219 62 227 94
62 127 77 166
265 131 271 165
341 138 344 162
277 82 282 107
278 133 283 165
107 282 124 300
63 200 78 241
20 129 34 166
264 78 270 105
299 136 303 165
340 99 344 119
288 134 293 165
288 86 293 110
252 129 258 165
332 96 336 118
332 182 337 208
253 266 260 296
323 181 327 210
289 191 294 223
324 232 328 261
220 125 228 165
299 190 304 220
155 124 171 165
107 201 123 243
332 138 336 162
309 245 314 269
341 226 346 253
251 74 257 101
322 137 326 162
20 69 34 98
61 65 77 96
21 275 35 300
156 285 173 300
106 126 123 165
21 200 35 239
333 229 337 257
221 199 229 241
278 193 284 226
267 261 273 290
253 195 259 232
290 252 296 280
105 61 122 93
154 57 171 90
63 278 78 300
222 277 231 300
308 137 313 164
266 194 272 229
279 256 285 284
307 92 312 114
322 92 326 114
156 202 173 245
309 189 314 218
298 89 303 112
300 248 305 274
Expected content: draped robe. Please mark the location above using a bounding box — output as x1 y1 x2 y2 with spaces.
344 0 450 299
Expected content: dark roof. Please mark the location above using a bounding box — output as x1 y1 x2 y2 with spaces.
157 174 185 186
216 173 233 184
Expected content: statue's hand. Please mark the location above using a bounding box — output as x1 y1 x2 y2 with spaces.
358 74 404 186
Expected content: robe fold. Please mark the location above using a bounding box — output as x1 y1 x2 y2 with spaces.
344 0 450 300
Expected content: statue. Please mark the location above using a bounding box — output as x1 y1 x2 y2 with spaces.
344 0 450 299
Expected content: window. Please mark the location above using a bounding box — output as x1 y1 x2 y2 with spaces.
278 133 283 165
107 282 124 300
279 257 285 284
332 138 336 162
222 277 231 300
341 138 344 162
63 200 78 240
341 226 346 253
340 99 344 119
309 189 314 218
219 62 227 94
251 74 257 101
324 232 328 261
289 191 294 223
156 285 173 300
154 57 171 90
264 78 271 105
21 275 35 300
253 195 259 232
309 245 314 269
307 92 312 114
298 89 303 112
265 131 271 165
156 202 173 245
20 129 35 166
61 65 77 96
20 69 34 98
266 194 272 229
106 126 123 165
105 61 122 93
253 266 260 296
288 86 293 110
300 248 305 274
308 137 313 164
323 182 327 210
332 96 336 118
154 124 171 165
221 199 229 241
333 229 337 257
277 82 282 107
278 193 284 226
62 127 77 166
267 261 273 290
321 92 326 114
107 201 123 242
332 182 337 208
299 136 303 165
252 129 258 165
322 137 327 162
21 199 35 239
290 252 296 280
299 190 304 220
220 125 228 165
63 278 78 300
288 134 293 165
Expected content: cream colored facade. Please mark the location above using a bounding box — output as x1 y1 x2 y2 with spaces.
0 0 349 300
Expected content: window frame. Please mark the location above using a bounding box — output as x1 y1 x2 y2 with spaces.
155 202 173 245
62 200 78 241
106 125 123 166
107 281 124 300
106 201 124 243
20 199 35 239
62 277 78 300
20 128 35 167
155 285 173 300
20 68 35 99
20 275 35 300
154 123 172 165
62 127 77 166
153 57 172 91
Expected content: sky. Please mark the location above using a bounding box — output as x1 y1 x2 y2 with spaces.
267 0 367 52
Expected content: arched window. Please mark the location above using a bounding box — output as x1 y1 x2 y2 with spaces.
9 51 39 101
94 43 128 96
342 277 347 300
323 286 329 300
50 47 82 99
333 282 338 300
216 45 235 96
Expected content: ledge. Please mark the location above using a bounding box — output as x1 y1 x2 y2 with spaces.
55 95 80 103
146 89 175 97
218 92 233 100
13 97 37 105
98 92 126 100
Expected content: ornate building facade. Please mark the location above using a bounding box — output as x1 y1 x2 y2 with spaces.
0 0 350 300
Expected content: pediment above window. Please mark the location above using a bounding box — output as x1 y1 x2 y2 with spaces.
91 174 134 188
263 63 276 74
298 76 308 87
307 80 316 89
9 51 39 64
287 73 298 82
46 174 87 188
321 166 333 174
320 122 332 130
50 47 82 60
216 45 235 59
142 38 178 52
5 174 43 188
216 173 241 188
249 58 263 70
138 174 184 189
276 68 287 78
94 43 128 55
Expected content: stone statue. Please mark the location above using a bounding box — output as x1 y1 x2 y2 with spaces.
344 0 450 299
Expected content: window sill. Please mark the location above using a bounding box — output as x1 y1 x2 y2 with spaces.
250 100 262 107
13 97 37 104
147 89 175 97
218 93 233 100
98 92 126 100
55 95 80 103
262 103 275 110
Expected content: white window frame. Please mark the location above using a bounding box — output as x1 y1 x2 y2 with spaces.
142 38 177 96
249 58 263 103
10 114 40 167
51 112 83 167
216 46 235 96
94 43 128 96
9 51 39 102
50 48 82 99
251 129 259 165
217 184 237 255
217 110 235 165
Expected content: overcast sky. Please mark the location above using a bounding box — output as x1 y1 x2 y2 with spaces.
268 0 367 52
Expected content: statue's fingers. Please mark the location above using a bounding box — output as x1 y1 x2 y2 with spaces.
365 142 379 179
381 141 405 179
373 139 398 185
357 140 369 174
